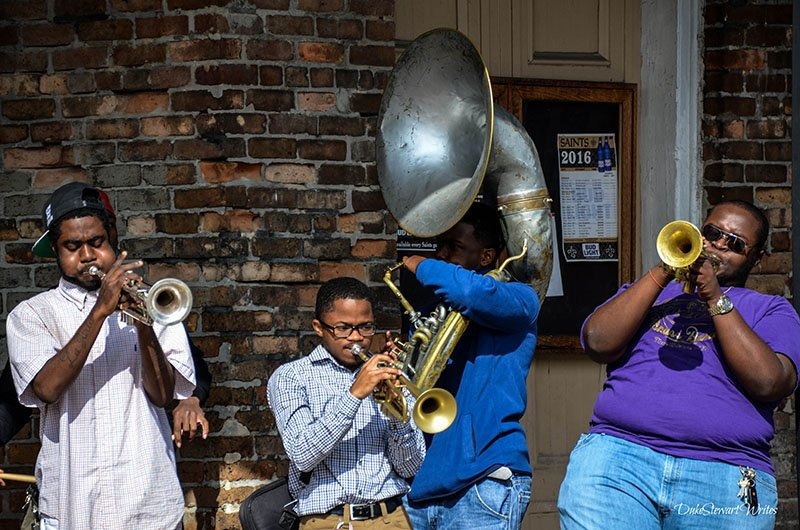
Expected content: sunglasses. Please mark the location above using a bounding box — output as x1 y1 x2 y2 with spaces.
701 224 750 254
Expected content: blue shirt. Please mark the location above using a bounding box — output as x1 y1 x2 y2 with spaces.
407 258 540 502
267 344 426 515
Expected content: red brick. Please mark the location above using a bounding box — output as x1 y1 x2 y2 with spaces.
110 0 161 11
246 40 294 61
268 114 317 135
136 15 189 38
21 23 75 46
746 119 786 139
196 113 266 135
247 89 294 111
248 138 297 159
78 19 134 41
319 262 366 282
266 15 314 35
86 119 139 140
194 13 231 34
4 146 72 169
52 46 109 71
0 1 46 21
350 0 392 16
297 92 336 112
745 26 790 48
33 167 90 189
298 42 344 64
310 67 334 87
195 64 259 86
168 39 241 62
171 90 245 112
30 122 74 143
2 99 55 120
0 51 48 73
704 49 767 72
350 45 395 66
200 162 262 183
366 19 394 41
118 140 172 161
0 125 28 144
297 139 346 160
317 18 363 39
259 65 284 86
173 138 246 160
141 116 194 136
113 43 167 66
298 0 343 11
285 66 309 87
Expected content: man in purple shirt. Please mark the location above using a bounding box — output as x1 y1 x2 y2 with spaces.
558 200 800 529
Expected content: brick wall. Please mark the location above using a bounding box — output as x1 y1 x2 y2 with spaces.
702 1 796 526
0 1 396 528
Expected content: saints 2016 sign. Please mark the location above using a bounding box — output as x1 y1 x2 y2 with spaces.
557 133 618 262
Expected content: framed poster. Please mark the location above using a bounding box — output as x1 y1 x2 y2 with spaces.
493 78 638 340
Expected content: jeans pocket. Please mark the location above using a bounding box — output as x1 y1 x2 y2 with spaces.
473 477 512 521
572 432 601 451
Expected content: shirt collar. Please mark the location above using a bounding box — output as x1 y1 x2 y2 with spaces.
58 276 99 311
308 344 356 372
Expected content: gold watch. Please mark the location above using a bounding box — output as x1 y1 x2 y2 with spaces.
708 294 734 317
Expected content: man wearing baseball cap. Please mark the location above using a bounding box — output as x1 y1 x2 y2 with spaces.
6 181 196 529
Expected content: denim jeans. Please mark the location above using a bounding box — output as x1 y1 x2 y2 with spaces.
558 433 777 530
404 474 532 529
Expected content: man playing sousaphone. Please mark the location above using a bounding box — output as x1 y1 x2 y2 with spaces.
6 182 196 529
401 202 541 530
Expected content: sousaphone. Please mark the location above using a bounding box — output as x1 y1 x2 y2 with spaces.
370 29 554 433
376 28 553 298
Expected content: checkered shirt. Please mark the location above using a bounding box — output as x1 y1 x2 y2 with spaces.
7 278 195 529
267 344 425 516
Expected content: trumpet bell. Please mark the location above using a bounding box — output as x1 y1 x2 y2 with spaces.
145 278 193 326
412 387 458 434
656 221 703 269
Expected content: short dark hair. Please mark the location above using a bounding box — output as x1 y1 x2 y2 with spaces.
315 277 374 320
459 201 504 252
715 199 769 251
49 208 111 251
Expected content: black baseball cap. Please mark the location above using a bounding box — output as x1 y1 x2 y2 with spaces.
32 182 107 258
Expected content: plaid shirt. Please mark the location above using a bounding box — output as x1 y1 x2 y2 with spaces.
7 278 195 530
267 344 425 516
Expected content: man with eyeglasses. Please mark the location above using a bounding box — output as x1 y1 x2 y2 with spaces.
267 277 425 529
558 199 800 529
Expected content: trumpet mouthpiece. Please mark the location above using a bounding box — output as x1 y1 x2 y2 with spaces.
351 344 363 357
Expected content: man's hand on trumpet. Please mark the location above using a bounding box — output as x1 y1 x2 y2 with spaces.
91 251 145 320
350 351 402 400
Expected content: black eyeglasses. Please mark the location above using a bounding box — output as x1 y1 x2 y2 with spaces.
701 224 750 254
319 321 376 339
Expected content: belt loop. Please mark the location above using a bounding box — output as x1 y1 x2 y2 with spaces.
344 504 351 525
379 500 389 522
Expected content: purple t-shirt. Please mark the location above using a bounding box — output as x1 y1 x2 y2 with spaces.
586 282 800 473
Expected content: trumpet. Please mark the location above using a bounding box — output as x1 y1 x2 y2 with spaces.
656 221 720 293
88 265 193 326
352 344 457 434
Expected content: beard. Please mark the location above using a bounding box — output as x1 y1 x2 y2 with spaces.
57 260 102 291
716 255 758 288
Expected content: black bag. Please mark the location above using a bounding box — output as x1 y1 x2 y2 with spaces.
239 478 300 530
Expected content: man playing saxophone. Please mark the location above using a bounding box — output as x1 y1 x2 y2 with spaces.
401 202 540 530
6 182 196 529
267 277 425 529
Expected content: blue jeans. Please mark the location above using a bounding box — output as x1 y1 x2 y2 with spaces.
403 474 531 529
558 433 777 530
